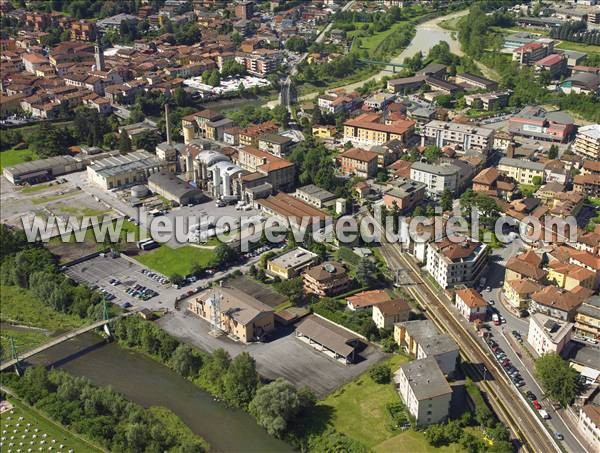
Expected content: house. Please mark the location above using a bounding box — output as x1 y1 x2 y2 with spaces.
343 112 415 147
425 236 489 289
504 250 546 282
394 320 459 376
527 313 573 356
343 289 389 312
454 287 487 322
547 261 596 291
382 177 427 212
503 278 543 315
472 167 516 200
373 298 411 329
498 157 545 185
530 285 591 321
394 357 452 426
187 286 275 343
339 148 378 178
574 173 600 197
257 133 293 157
575 296 600 340
303 261 351 297
296 314 365 364
312 124 337 139
239 121 279 147
266 247 318 280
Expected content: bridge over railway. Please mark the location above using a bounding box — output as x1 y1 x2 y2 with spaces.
0 309 136 373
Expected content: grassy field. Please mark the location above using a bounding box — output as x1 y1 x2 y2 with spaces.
135 245 213 276
0 285 86 333
556 40 600 56
0 328 49 358
0 148 37 171
0 398 103 453
348 20 410 52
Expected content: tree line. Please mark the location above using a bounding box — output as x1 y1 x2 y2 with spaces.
550 22 600 46
3 367 208 452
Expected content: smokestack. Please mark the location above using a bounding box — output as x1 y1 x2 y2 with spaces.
165 103 171 145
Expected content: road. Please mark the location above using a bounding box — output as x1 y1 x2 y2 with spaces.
365 212 561 453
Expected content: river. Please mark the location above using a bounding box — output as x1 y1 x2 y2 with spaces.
28 333 294 453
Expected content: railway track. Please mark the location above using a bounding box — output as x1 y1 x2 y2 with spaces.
378 241 560 453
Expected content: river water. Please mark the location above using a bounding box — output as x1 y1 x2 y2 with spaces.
28 333 294 453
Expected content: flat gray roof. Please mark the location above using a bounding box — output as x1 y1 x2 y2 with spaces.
4 155 77 176
396 357 452 400
411 161 460 176
499 157 545 172
268 247 318 270
89 150 162 178
425 120 494 137
148 171 200 198
296 184 336 202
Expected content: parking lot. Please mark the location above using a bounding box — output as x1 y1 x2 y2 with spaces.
65 254 183 309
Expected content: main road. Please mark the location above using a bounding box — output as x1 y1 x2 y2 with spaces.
266 9 470 108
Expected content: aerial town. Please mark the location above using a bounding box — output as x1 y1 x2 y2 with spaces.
0 0 599 452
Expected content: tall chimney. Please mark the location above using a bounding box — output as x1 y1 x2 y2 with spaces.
165 103 171 145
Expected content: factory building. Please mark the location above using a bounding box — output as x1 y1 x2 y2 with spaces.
87 150 165 190
3 155 83 185
148 171 204 206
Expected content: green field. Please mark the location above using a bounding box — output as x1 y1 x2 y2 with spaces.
135 245 213 276
0 285 86 333
0 398 103 453
556 40 600 56
0 148 37 171
348 20 410 52
0 328 49 358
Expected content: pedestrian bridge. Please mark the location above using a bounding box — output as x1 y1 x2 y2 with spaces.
0 310 136 372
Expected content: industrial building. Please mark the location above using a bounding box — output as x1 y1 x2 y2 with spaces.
147 171 204 206
87 150 165 190
3 155 83 185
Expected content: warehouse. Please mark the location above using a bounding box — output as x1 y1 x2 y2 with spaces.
148 171 204 206
3 155 84 185
87 150 165 190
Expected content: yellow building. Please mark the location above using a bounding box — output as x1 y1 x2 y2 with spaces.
343 112 415 146
266 247 318 280
547 262 596 291
574 296 599 340
312 124 337 138
503 279 542 313
498 157 545 185
187 286 274 343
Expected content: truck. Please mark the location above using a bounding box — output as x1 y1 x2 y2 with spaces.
492 313 500 326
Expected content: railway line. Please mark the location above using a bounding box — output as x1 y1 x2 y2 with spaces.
377 241 560 453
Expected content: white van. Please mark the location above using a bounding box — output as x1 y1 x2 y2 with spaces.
539 409 550 420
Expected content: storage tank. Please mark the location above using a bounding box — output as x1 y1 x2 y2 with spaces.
131 185 149 198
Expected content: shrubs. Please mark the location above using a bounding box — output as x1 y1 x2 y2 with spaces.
369 363 391 384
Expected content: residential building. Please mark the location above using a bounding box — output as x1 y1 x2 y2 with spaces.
504 250 547 282
503 278 543 315
574 296 600 340
394 357 453 425
574 173 600 197
266 247 319 280
382 177 427 212
464 91 510 111
239 121 279 147
303 261 351 297
512 40 554 65
425 236 489 289
339 147 378 177
317 90 361 115
257 133 293 157
530 285 591 321
498 157 545 185
343 112 415 147
394 320 459 375
236 146 295 192
312 124 337 139
472 167 516 200
296 314 365 364
455 73 498 90
547 261 596 291
346 290 391 311
422 120 494 152
454 287 487 322
87 150 165 190
187 286 274 343
508 106 575 143
527 313 573 356
578 404 600 449
409 161 460 198
294 184 336 209
572 124 600 161
372 298 411 329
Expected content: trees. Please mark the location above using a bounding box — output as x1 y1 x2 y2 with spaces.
548 144 559 160
285 36 307 53
356 257 377 287
220 60 246 78
28 122 74 158
535 353 581 407
133 130 161 152
202 69 221 87
223 352 259 409
440 189 453 212
248 378 302 437
210 243 240 268
118 133 132 153
275 277 304 305
424 145 442 162
369 363 391 384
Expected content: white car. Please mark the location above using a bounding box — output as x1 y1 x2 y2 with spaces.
488 299 495 305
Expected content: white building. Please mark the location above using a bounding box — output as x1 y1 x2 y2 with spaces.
527 312 573 356
87 150 165 190
572 124 600 161
421 120 494 153
578 404 600 448
410 161 460 198
394 357 452 426
425 236 489 289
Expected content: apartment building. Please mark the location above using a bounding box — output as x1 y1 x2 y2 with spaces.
574 296 599 340
257 133 293 157
422 120 494 152
343 112 415 146
339 148 378 177
464 91 510 111
527 313 573 356
498 157 545 185
572 124 600 161
235 146 295 192
394 357 452 426
409 161 460 198
534 53 567 78
372 298 411 329
574 173 600 197
578 404 600 450
382 177 427 212
512 39 554 65
303 261 351 297
455 73 498 90
266 247 318 280
530 285 591 321
317 91 361 115
425 236 489 289
239 121 279 147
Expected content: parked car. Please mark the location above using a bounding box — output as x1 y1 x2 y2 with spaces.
554 432 564 441
526 391 537 401
532 400 542 410
539 409 550 420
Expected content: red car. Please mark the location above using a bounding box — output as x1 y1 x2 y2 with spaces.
532 400 542 410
